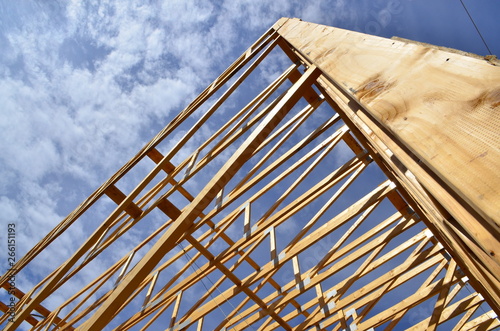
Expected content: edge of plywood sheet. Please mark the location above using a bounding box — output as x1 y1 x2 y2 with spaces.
275 18 500 230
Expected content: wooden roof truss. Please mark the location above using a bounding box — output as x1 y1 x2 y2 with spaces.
1 18 499 330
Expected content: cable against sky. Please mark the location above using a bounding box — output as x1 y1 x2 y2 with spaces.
459 0 493 55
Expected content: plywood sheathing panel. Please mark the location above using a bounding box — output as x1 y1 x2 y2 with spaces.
276 18 500 231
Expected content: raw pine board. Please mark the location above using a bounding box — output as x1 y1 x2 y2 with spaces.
276 18 500 228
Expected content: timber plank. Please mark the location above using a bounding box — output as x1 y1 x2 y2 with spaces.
276 18 500 231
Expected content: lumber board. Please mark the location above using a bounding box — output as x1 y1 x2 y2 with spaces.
313 74 500 312
76 65 321 330
276 18 500 232
3 18 499 331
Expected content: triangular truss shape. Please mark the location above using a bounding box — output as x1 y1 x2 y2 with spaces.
2 18 499 331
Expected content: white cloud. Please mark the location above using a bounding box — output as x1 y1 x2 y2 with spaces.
0 197 19 227
145 28 165 61
159 0 214 26
2 1 453 329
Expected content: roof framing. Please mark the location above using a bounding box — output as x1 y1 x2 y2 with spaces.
1 18 499 330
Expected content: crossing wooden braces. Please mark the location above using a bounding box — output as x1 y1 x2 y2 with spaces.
1 18 499 330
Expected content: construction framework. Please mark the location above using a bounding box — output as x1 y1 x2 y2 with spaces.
1 18 499 330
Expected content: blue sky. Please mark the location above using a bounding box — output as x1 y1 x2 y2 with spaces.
1 1 499 330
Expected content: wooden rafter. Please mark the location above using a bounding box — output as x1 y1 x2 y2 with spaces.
1 18 498 331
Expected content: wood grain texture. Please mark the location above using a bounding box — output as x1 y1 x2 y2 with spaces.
277 18 500 229
3 19 499 330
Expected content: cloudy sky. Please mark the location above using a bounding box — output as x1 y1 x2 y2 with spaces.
0 0 499 329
